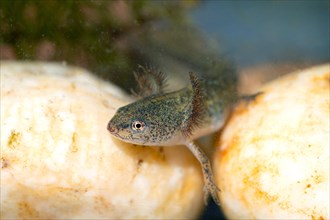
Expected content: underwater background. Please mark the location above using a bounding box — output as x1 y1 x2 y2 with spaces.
1 1 329 219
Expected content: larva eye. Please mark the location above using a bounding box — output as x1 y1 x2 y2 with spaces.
131 120 146 132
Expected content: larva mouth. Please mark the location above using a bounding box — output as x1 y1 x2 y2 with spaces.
107 121 118 135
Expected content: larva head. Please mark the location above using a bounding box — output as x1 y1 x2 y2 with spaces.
107 92 189 146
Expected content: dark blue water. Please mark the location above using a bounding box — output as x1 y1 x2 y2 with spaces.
190 1 329 68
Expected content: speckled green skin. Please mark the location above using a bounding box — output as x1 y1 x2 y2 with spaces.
108 76 237 146
108 88 190 145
